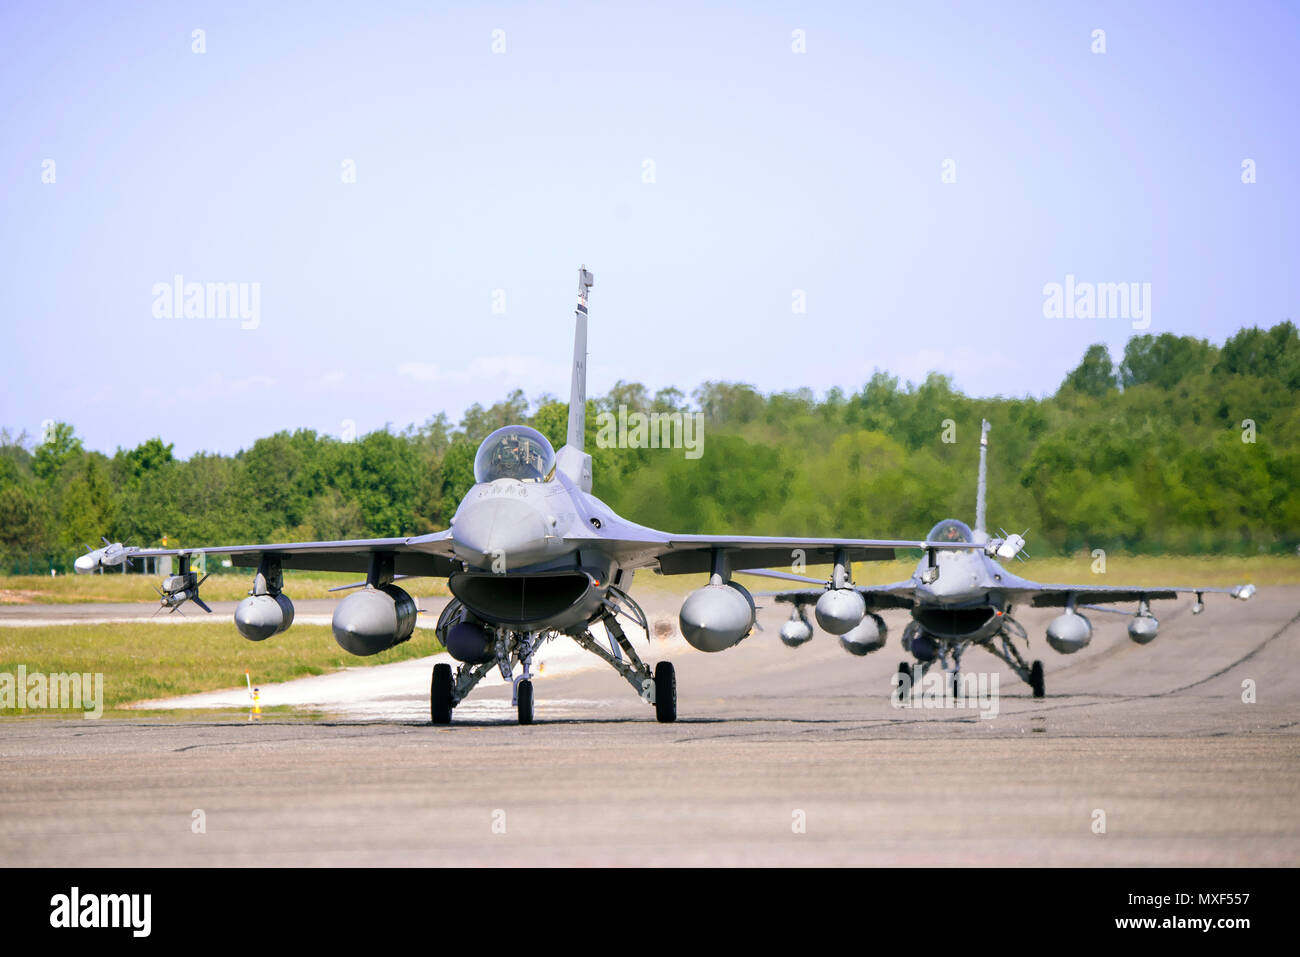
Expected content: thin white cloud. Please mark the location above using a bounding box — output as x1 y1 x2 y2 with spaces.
397 361 440 382
397 355 563 386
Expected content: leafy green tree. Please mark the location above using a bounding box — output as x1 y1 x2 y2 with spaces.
1215 321 1300 390
32 422 83 483
693 381 764 425
0 483 52 565
437 440 477 522
116 437 175 483
3 320 1296 563
1061 344 1118 396
652 386 687 411
460 390 529 444
1120 333 1217 390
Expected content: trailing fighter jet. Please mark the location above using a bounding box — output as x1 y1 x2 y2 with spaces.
742 419 1255 698
78 266 994 724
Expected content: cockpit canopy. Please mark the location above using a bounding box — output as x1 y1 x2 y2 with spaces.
927 519 974 544
473 426 556 483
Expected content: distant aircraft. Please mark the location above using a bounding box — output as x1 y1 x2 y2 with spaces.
742 419 1255 698
78 266 992 724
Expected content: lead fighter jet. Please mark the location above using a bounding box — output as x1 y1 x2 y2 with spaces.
78 266 992 724
743 419 1255 698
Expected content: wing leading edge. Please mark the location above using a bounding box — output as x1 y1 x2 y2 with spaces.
579 536 983 577
80 531 459 578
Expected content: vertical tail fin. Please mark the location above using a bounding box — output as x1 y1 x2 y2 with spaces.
974 418 991 539
556 266 595 492
566 266 594 451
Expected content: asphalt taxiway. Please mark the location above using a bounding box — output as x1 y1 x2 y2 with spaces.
1 586 1297 865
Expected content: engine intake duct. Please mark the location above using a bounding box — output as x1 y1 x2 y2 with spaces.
914 605 998 639
448 569 603 630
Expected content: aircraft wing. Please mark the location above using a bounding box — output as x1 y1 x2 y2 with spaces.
736 571 1256 612
580 535 977 577
736 567 918 610
77 530 459 578
1008 582 1256 608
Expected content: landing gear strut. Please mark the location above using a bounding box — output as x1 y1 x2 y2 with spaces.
426 586 677 725
983 616 1046 697
571 588 676 722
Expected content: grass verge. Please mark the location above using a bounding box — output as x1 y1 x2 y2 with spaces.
0 622 442 715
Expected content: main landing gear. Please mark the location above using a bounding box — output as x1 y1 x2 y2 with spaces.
571 592 676 723
980 616 1046 697
427 586 677 726
894 617 1048 700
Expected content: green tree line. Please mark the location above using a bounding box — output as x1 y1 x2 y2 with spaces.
3 323 1297 572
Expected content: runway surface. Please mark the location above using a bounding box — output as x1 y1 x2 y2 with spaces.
2 586 1298 866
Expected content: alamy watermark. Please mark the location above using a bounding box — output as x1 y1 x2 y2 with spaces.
595 405 705 459
50 887 150 936
152 274 261 329
1 666 104 718
1043 274 1150 330
891 669 999 719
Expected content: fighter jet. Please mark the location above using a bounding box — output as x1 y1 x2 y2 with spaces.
742 419 1255 698
77 266 993 724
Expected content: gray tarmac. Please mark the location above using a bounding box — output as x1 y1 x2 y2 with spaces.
1 586 1297 866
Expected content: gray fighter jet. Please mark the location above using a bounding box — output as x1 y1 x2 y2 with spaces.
77 266 994 724
743 419 1255 698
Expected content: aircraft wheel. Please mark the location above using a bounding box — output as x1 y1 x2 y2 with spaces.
654 661 676 723
1029 660 1045 698
431 663 453 725
896 662 913 704
517 679 534 725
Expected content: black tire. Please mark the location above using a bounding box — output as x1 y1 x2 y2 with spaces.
431 662 453 725
1029 660 1045 698
517 679 534 725
896 662 913 704
654 661 677 723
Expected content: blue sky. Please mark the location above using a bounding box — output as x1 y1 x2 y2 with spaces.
2 0 1296 457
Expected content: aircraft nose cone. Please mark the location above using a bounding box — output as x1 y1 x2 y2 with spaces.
452 496 550 570
74 552 99 574
918 554 979 600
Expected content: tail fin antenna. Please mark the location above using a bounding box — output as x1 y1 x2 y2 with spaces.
974 418 991 539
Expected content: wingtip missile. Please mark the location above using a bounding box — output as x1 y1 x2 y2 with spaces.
74 540 135 574
986 529 1028 562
